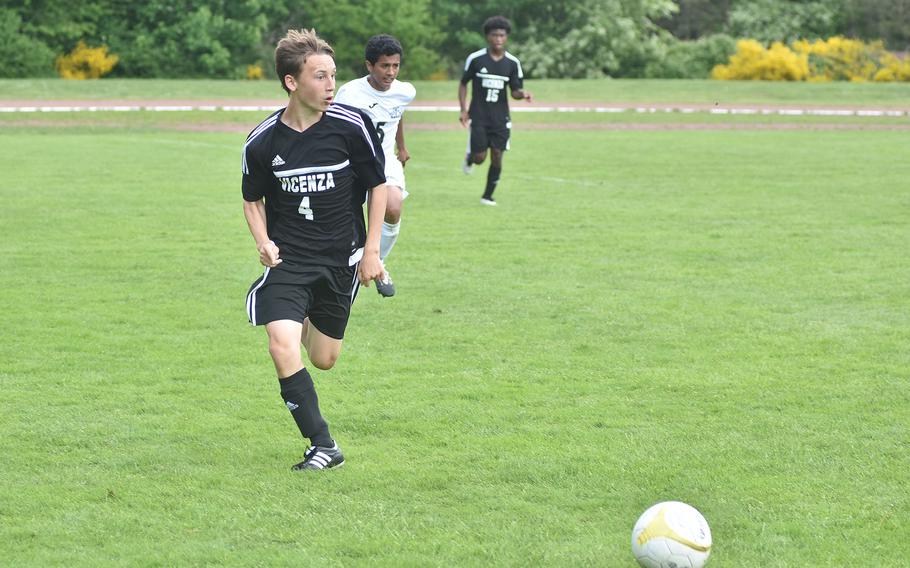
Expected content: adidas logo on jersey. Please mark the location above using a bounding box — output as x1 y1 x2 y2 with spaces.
271 155 286 167
285 401 299 411
480 67 488 73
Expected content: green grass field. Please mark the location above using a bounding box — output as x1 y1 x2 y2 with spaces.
1 83 908 566
2 77 910 107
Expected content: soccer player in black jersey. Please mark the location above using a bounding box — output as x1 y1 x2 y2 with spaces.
458 16 533 206
242 29 388 471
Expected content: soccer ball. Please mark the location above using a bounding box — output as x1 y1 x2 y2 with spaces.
631 501 712 568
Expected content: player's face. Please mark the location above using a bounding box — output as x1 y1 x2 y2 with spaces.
287 53 336 112
486 29 508 53
366 54 401 91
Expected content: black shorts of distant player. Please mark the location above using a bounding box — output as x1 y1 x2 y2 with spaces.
246 262 360 340
469 121 511 154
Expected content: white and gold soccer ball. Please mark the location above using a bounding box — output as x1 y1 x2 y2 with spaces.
631 501 712 568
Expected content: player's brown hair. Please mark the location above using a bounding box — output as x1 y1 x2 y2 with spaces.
275 29 335 94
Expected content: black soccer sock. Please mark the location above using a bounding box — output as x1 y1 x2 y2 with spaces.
278 368 333 448
483 165 502 199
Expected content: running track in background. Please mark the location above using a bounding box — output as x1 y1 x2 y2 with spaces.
0 100 908 117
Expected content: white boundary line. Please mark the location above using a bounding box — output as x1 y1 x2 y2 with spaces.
0 104 906 117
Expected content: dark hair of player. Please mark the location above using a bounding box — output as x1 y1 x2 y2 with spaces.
275 28 335 94
364 34 403 65
483 16 512 35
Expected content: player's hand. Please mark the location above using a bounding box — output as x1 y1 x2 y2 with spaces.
459 110 470 127
358 251 384 286
523 91 533 103
258 240 282 267
397 148 410 167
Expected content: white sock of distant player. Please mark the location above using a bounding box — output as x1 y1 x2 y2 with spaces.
380 221 400 260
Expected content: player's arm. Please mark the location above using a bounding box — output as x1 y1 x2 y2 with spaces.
510 63 532 102
395 115 409 166
511 87 532 102
360 183 388 285
458 82 470 126
242 199 281 267
242 143 281 268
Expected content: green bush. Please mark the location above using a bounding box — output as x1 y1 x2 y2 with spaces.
304 0 443 81
109 4 265 78
645 34 737 78
0 9 56 78
514 0 679 78
727 0 839 43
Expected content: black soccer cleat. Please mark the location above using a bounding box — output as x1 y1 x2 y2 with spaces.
375 269 396 297
291 443 345 471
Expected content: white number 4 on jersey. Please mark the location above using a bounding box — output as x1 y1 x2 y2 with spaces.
298 196 314 220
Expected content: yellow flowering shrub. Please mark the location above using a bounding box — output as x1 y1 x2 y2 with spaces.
874 53 910 82
714 37 909 82
792 36 884 82
711 39 808 81
246 64 264 80
56 41 118 80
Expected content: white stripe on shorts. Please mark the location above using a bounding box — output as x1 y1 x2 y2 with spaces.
246 266 271 325
350 262 361 305
348 247 364 266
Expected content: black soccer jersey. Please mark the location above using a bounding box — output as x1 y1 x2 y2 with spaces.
460 48 524 126
242 103 386 267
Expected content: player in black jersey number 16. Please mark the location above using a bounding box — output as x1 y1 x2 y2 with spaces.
241 29 389 471
458 16 532 206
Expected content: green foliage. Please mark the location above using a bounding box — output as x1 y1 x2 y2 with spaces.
657 0 731 39
7 0 111 54
107 2 274 78
0 9 56 77
645 33 736 78
728 0 841 43
662 0 910 51
514 0 679 78
301 0 443 81
840 0 910 50
1 0 285 79
1 0 908 79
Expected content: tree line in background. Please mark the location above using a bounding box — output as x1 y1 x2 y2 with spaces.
1 0 908 80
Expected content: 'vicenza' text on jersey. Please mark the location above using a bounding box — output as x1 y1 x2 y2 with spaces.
278 172 336 194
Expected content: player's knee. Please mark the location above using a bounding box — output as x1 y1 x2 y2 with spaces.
385 202 402 223
472 151 487 164
309 350 338 370
268 336 299 365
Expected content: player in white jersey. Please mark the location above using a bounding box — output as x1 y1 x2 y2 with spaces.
335 35 416 297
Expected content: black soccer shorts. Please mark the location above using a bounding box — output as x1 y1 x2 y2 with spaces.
245 262 360 340
469 120 511 153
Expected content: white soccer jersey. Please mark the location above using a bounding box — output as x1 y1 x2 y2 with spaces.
335 77 416 164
